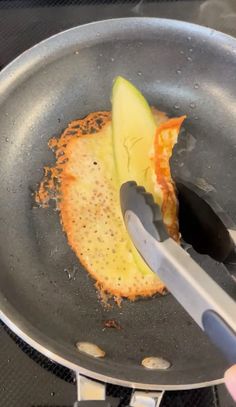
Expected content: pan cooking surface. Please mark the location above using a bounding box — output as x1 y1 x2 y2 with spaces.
0 18 235 388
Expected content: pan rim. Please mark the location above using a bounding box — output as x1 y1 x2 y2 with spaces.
1 16 234 389
0 310 223 390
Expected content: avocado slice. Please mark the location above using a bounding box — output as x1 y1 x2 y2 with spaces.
112 76 157 197
112 76 160 276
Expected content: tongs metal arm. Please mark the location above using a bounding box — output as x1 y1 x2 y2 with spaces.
120 181 236 366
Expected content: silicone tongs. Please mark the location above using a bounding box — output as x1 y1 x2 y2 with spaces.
120 181 236 366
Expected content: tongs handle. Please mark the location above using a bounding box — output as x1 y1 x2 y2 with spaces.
120 181 236 365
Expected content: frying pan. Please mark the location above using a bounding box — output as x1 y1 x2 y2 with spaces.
0 17 236 396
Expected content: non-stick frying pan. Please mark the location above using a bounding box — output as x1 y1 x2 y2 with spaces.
0 18 236 395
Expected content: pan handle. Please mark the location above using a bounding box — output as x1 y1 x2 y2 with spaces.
75 374 116 407
74 374 165 406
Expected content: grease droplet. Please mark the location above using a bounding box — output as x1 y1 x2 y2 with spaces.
176 69 182 74
142 357 171 370
137 71 142 76
5 137 9 142
190 102 196 109
180 50 184 55
174 104 180 110
194 83 199 89
76 342 105 358
187 36 192 41
187 56 192 62
196 178 215 193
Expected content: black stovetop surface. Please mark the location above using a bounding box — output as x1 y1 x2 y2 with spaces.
0 1 236 406
1 0 236 69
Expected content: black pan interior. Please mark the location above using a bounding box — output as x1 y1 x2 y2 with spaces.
0 18 236 389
